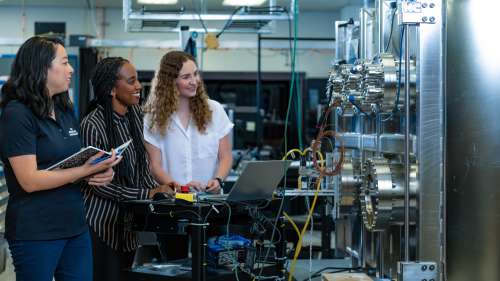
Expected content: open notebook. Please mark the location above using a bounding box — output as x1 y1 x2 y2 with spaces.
46 139 132 170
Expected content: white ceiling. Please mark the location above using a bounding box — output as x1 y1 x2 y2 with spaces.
0 0 364 12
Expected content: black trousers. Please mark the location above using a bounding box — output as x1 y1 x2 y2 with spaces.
90 230 134 281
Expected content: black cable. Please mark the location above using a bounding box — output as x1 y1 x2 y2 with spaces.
349 99 371 118
221 201 232 236
203 205 214 223
393 25 406 111
382 24 406 122
253 194 287 279
301 269 348 281
191 0 208 33
250 207 283 245
149 209 202 220
301 267 363 281
245 6 287 14
200 199 232 233
384 7 397 53
216 6 243 38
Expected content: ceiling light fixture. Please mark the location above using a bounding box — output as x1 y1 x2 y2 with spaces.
137 0 178 4
222 0 267 7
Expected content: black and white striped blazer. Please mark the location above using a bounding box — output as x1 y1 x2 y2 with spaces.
80 105 157 252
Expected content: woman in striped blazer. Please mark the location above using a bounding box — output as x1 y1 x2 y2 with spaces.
80 57 175 281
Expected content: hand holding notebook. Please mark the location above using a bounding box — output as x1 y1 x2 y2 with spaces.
46 139 132 170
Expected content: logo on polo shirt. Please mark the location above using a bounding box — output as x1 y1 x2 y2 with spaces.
68 128 79 136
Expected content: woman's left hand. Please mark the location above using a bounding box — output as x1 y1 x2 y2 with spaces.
206 179 221 194
87 168 115 186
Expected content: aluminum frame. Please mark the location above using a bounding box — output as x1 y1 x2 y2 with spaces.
122 0 295 33
416 0 444 279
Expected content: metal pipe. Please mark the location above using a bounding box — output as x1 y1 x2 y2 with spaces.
376 0 384 53
200 0 207 14
269 0 276 14
122 0 130 32
360 8 374 60
290 0 297 18
379 232 385 277
404 24 411 262
128 13 290 21
359 115 366 166
360 9 367 60
376 109 382 154
257 33 262 145
360 222 366 268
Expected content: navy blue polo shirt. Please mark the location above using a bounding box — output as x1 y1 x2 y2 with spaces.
0 101 87 240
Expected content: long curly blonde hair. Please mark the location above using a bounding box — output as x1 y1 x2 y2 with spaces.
144 51 212 135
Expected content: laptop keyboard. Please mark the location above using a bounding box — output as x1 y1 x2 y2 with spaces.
196 193 228 201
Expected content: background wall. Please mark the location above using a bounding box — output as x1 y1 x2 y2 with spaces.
0 4 364 78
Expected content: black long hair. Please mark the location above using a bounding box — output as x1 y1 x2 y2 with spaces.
87 57 147 184
0 36 73 117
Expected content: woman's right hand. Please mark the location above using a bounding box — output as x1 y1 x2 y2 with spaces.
83 149 122 176
186 180 204 192
149 183 177 199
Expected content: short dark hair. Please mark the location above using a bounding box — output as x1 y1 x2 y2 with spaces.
0 36 73 117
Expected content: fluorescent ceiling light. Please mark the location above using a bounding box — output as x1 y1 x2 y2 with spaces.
223 0 267 6
137 0 178 4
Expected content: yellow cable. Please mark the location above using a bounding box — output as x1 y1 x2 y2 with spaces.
302 147 312 153
282 148 304 160
283 211 301 238
283 148 305 190
282 147 323 190
277 148 302 199
287 175 322 281
301 147 325 168
316 150 324 167
281 147 326 281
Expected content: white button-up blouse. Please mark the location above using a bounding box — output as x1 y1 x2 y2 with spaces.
144 99 233 186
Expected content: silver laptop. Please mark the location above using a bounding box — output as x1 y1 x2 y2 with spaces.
199 160 291 202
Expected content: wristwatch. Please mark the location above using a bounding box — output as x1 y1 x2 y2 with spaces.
215 177 224 188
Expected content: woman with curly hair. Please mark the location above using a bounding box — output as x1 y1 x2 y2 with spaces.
144 51 233 194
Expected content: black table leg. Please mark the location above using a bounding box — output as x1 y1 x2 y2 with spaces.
275 215 286 280
191 220 207 281
322 200 333 258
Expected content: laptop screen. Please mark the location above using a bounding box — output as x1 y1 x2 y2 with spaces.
226 160 291 202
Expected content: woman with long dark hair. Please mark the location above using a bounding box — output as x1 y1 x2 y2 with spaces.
80 57 174 281
0 36 119 281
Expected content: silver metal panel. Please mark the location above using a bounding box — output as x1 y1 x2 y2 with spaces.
360 8 375 60
128 13 291 21
398 262 438 281
122 0 294 33
336 133 416 154
446 1 500 280
417 0 444 277
282 189 336 197
87 38 333 49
